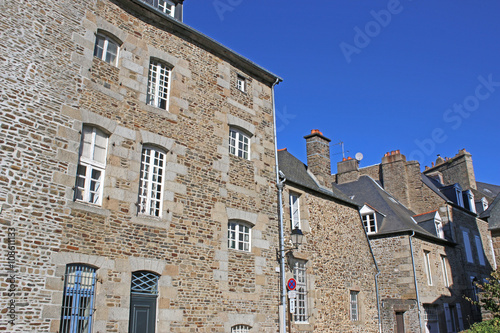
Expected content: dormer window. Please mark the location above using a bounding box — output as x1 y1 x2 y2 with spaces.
141 0 176 18
435 214 444 239
463 190 476 213
454 184 464 207
360 205 377 234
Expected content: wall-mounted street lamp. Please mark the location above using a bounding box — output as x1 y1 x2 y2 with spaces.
290 227 303 249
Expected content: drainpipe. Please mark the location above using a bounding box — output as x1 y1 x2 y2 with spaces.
409 231 423 333
271 78 286 333
358 212 382 333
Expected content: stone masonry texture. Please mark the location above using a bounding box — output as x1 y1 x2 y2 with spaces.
0 0 281 331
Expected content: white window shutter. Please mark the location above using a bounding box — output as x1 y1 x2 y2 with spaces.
456 303 464 331
443 303 452 333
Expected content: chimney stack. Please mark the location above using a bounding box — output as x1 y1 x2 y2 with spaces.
304 129 332 187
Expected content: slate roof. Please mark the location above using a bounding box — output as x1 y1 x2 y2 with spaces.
421 174 450 202
333 176 444 240
413 210 438 223
481 193 500 220
476 181 500 199
277 149 357 206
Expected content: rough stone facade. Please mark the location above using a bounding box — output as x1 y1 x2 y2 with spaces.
0 0 281 332
282 184 379 333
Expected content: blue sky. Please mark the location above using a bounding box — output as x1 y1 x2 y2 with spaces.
185 0 500 185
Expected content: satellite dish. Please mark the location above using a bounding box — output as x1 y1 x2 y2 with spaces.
355 152 364 161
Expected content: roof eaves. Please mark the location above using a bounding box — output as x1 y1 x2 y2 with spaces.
128 0 282 85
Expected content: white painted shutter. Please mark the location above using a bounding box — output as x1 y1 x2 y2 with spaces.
456 303 464 331
475 235 486 266
443 303 452 333
290 194 300 229
463 231 473 263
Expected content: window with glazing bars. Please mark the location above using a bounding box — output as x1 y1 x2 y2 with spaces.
228 221 251 252
147 60 171 110
231 324 251 333
131 271 159 295
60 264 97 333
294 261 308 323
362 213 376 234
237 75 246 92
350 291 359 321
75 126 108 205
93 33 120 65
290 193 300 229
138 147 166 217
141 0 175 17
229 128 250 160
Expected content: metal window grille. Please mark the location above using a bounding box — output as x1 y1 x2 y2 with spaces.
229 128 249 159
60 264 97 333
131 271 159 295
138 147 165 217
350 291 359 321
147 60 171 110
231 324 251 333
290 194 300 229
75 126 107 205
141 0 175 17
362 213 376 233
228 221 251 252
294 261 307 323
93 34 119 65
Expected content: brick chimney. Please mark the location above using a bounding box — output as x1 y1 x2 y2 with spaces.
304 129 331 187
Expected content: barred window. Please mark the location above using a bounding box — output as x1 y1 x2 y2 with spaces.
93 33 120 66
60 264 97 333
293 260 308 323
131 271 159 295
147 60 172 110
229 128 250 160
350 291 359 321
138 147 166 217
75 126 108 205
228 221 251 252
231 324 251 333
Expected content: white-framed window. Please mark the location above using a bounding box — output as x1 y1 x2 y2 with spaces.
463 230 474 263
147 59 172 110
93 33 120 66
141 0 176 17
362 213 376 234
424 250 432 286
350 290 359 321
158 0 175 16
293 260 308 323
75 125 108 205
237 75 246 92
228 221 251 252
60 264 97 333
475 235 486 266
229 128 250 160
360 205 377 234
231 325 251 333
290 193 301 229
441 255 450 287
435 214 445 239
138 147 166 217
464 190 476 213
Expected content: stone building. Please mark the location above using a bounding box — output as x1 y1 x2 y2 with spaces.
331 147 497 332
0 1 283 332
277 134 380 332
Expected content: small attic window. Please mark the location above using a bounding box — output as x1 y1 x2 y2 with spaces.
237 75 246 92
360 205 377 234
463 190 476 213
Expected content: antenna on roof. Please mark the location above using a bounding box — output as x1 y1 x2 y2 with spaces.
355 152 364 161
332 141 349 158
